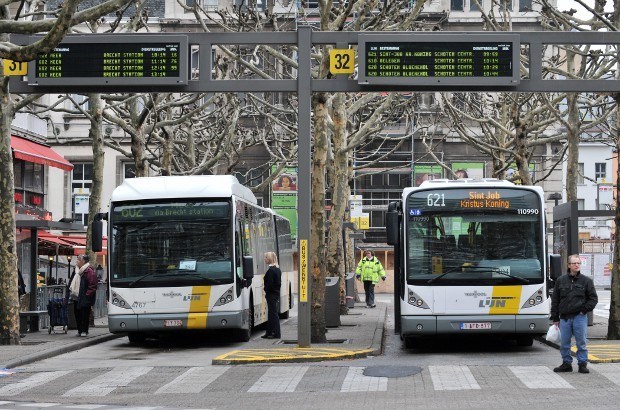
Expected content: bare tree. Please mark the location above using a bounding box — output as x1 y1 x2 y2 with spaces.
0 0 131 345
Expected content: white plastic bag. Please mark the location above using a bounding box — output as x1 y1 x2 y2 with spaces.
545 324 561 344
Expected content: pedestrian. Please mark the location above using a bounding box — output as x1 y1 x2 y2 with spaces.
262 251 281 339
72 254 98 337
550 254 598 374
355 250 386 308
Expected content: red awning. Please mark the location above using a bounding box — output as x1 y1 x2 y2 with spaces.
11 136 73 172
38 232 107 255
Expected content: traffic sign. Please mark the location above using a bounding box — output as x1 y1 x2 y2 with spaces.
3 59 28 76
329 49 355 75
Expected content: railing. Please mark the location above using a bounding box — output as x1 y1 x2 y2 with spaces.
36 283 108 328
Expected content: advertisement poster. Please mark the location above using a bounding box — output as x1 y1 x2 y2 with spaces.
271 166 298 240
413 165 443 186
451 162 485 179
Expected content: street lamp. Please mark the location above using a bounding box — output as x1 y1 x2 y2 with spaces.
67 255 72 284
548 192 562 207
48 255 54 285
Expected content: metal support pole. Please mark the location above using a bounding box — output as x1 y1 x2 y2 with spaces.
29 228 38 311
297 26 312 348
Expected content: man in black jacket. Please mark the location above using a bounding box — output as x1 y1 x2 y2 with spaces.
550 254 598 374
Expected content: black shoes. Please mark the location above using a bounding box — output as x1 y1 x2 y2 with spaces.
261 334 277 339
553 362 573 372
578 363 589 374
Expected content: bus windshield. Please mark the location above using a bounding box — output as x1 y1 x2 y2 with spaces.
405 188 543 286
110 201 233 288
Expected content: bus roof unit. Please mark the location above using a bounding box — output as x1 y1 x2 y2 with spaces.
110 175 257 203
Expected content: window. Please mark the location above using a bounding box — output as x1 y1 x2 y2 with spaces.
69 94 89 111
13 159 45 208
72 162 93 226
500 0 512 11
519 0 532 11
577 163 584 184
595 163 606 180
470 0 482 11
451 0 464 10
123 163 136 180
577 199 585 211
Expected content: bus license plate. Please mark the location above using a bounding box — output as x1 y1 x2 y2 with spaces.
460 322 491 330
164 320 183 327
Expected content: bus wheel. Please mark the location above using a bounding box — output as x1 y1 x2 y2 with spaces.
279 286 291 319
516 335 533 347
403 337 415 349
128 332 146 344
236 305 254 342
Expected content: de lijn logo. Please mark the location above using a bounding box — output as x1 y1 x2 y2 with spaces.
479 296 515 308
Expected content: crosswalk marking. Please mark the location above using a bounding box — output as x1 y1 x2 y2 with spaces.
1 364 617 398
429 365 480 390
340 367 387 392
248 366 308 392
0 371 72 396
590 363 620 386
155 366 230 394
63 367 153 397
19 404 59 407
65 405 108 409
509 366 573 389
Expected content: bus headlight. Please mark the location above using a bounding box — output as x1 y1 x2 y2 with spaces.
521 287 545 309
111 292 132 310
214 287 235 306
407 289 430 309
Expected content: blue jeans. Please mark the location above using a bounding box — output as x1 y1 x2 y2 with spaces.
559 313 588 364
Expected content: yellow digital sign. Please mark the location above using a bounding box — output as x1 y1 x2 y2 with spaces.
299 239 308 302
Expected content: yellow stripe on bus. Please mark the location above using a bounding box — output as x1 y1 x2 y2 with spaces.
187 286 211 329
489 285 522 315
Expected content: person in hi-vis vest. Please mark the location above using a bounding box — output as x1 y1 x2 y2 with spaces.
355 250 385 308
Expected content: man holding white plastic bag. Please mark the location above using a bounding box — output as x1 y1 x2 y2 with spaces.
550 254 598 374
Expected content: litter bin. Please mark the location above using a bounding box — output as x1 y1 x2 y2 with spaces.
345 272 355 308
325 276 341 327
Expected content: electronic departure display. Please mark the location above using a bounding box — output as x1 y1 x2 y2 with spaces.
358 34 520 86
112 202 230 222
28 34 188 86
407 188 540 215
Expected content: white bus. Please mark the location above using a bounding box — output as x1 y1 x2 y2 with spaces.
385 179 552 348
93 175 294 343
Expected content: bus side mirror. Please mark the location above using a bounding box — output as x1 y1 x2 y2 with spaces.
549 254 562 281
242 256 254 286
386 202 400 246
91 213 107 252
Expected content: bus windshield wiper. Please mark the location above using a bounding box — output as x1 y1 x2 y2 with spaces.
464 265 530 284
127 271 176 287
427 268 462 284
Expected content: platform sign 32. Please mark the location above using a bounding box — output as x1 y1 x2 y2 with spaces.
329 49 355 75
3 59 28 76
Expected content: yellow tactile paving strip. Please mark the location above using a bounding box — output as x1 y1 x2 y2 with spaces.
571 344 620 363
212 347 373 365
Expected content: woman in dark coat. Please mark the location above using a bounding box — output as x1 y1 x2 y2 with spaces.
73 254 98 337
262 252 281 339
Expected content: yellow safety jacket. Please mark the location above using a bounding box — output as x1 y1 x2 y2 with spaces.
355 256 386 284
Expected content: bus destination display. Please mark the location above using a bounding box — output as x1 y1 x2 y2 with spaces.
358 34 519 86
407 189 540 215
29 35 187 86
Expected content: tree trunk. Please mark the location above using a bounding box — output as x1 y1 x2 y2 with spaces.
86 94 104 262
609 93 620 339
565 93 579 201
310 92 328 343
0 73 20 345
326 92 349 314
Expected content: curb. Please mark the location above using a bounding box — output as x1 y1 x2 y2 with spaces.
2 333 124 369
535 336 620 364
212 305 388 365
